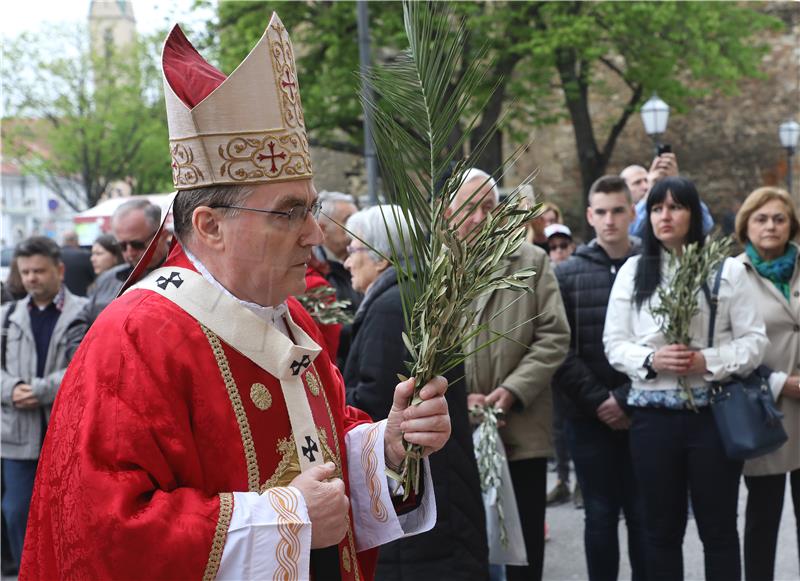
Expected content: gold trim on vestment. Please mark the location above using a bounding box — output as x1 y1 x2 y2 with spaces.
361 424 389 523
261 430 336 492
305 369 321 396
318 369 361 581
267 488 304 581
203 492 233 581
202 324 261 492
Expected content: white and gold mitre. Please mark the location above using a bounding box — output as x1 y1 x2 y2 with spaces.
162 13 312 190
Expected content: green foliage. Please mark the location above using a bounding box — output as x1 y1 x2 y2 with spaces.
651 235 734 410
363 1 539 496
295 285 353 325
1 24 172 209
471 404 508 546
210 1 780 192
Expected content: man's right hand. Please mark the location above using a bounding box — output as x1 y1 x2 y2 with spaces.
12 384 39 409
648 152 678 185
290 462 349 549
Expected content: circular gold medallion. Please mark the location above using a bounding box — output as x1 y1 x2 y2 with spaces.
250 383 272 411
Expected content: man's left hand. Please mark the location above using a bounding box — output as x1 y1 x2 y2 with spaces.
385 376 450 469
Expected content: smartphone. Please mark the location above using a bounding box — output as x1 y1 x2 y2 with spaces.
657 143 672 156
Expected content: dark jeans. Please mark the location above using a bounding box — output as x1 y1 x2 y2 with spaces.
1 458 38 567
629 407 743 581
744 468 800 581
506 457 547 581
565 417 647 581
552 391 571 484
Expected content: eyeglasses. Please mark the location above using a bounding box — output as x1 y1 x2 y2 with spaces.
118 232 158 251
211 201 322 226
548 242 571 252
346 244 371 256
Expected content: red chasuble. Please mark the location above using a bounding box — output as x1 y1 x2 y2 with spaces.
20 244 378 580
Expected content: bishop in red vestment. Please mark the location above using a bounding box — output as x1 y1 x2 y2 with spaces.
19 13 450 581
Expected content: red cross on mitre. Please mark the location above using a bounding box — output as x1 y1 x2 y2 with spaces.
256 140 287 173
281 68 297 102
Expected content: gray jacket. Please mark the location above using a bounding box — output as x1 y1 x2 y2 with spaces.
65 263 131 359
1 289 88 459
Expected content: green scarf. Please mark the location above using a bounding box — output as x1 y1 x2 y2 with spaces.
745 242 797 300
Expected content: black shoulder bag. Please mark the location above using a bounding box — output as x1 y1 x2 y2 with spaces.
703 260 788 460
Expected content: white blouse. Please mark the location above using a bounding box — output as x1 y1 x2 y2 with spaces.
603 252 768 392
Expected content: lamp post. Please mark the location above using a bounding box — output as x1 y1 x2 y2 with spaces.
779 120 800 196
640 94 670 156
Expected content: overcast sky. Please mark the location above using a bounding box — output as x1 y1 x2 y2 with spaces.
0 0 215 40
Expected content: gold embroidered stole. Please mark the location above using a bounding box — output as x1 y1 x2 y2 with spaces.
127 266 324 473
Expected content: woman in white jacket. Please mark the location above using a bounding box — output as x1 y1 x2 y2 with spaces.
603 176 767 581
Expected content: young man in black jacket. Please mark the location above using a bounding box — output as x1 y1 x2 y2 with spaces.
553 176 647 581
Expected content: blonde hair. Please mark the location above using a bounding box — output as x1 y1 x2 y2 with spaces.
541 201 563 223
735 186 799 244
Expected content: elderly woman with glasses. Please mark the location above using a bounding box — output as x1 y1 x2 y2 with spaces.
734 186 800 581
342 204 489 581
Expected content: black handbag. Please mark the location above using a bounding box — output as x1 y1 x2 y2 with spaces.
703 260 788 461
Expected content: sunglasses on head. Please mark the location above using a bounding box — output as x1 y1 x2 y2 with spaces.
548 241 571 252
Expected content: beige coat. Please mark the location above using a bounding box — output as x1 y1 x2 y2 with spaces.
464 242 570 462
739 244 800 477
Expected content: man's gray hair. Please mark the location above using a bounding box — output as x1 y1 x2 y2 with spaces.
172 184 252 241
113 198 162 231
346 204 414 263
318 191 356 220
454 167 499 205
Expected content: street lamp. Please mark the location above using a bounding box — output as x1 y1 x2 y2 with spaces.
779 120 800 195
640 94 670 156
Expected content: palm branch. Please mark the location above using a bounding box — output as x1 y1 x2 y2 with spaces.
361 1 540 497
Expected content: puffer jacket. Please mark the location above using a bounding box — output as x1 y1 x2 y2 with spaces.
553 239 640 419
1 289 88 459
344 267 489 581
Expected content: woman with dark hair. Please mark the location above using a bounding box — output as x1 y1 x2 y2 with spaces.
89 234 124 276
603 176 768 581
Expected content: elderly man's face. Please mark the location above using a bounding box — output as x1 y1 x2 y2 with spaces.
448 178 497 240
219 179 323 306
321 201 357 259
112 209 166 269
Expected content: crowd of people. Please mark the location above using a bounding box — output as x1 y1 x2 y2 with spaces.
3 154 798 581
1 13 798 581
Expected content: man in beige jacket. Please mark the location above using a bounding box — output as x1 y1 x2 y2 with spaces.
448 169 570 581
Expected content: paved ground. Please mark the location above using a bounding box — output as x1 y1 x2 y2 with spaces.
2 469 796 580
542 468 798 581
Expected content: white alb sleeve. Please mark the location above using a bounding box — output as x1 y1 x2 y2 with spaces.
345 420 436 552
216 487 312 580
